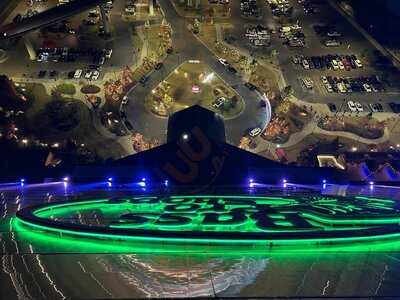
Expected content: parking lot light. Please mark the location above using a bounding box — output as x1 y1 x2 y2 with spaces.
182 133 189 141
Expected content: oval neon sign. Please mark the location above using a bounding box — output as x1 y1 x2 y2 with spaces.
15 195 400 247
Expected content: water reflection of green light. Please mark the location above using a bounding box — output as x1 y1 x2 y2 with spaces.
12 218 400 255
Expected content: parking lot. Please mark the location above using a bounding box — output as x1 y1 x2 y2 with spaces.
261 0 400 114
0 0 135 83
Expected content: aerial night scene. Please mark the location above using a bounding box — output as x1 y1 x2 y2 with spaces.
2 0 400 299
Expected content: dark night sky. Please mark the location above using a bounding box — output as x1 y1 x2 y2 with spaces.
385 0 400 15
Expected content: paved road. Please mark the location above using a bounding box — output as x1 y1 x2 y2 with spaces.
123 0 271 145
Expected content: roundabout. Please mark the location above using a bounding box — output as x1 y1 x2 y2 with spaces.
145 61 245 119
121 0 271 145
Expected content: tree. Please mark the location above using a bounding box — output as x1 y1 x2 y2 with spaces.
282 85 294 98
239 136 251 150
42 100 81 131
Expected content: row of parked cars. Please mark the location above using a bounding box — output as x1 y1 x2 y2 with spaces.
37 47 112 65
279 24 306 48
240 0 261 18
267 0 293 16
37 67 101 80
293 54 363 71
321 75 384 94
328 101 384 113
67 65 101 80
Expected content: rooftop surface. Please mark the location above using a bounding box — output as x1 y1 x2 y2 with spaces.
2 182 400 299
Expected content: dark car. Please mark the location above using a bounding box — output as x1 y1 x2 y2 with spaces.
245 82 257 90
67 71 75 79
38 70 46 78
139 75 149 85
155 62 163 70
228 66 237 74
49 70 58 77
166 48 173 54
328 103 337 112
389 102 400 113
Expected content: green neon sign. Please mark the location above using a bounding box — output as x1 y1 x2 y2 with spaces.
15 195 400 251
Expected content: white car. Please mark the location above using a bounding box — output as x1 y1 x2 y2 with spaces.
122 96 128 104
337 82 347 93
125 6 135 13
91 70 100 80
302 77 313 89
104 49 112 59
74 69 82 79
331 60 339 70
355 59 363 68
355 102 363 112
218 58 229 66
321 76 328 85
249 127 262 137
302 59 310 69
326 84 333 93
363 83 372 93
347 101 357 112
338 61 345 70
84 71 92 79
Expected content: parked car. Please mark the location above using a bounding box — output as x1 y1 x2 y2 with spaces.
328 103 337 112
38 70 46 78
249 127 262 137
347 101 357 112
155 62 163 70
92 70 100 80
218 58 229 66
244 82 257 90
74 69 82 79
227 66 237 74
139 75 149 85
355 102 363 112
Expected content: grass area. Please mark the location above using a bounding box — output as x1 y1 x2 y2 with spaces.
145 61 244 119
20 83 125 160
24 83 51 118
55 83 76 95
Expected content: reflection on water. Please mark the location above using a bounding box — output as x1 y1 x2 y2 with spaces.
100 255 268 297
1 182 400 299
